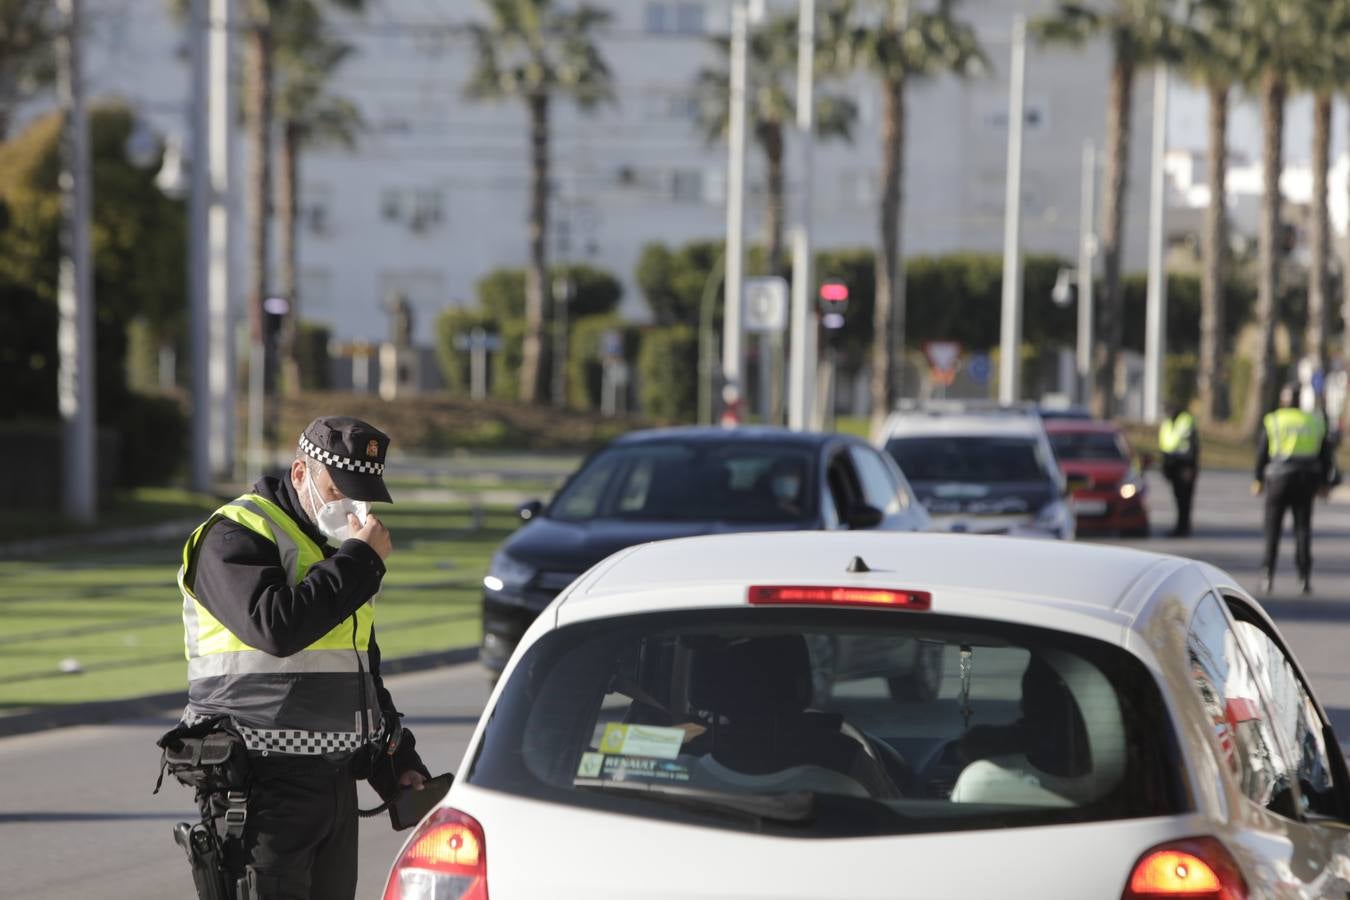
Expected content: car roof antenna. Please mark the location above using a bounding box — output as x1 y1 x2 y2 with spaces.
846 555 871 573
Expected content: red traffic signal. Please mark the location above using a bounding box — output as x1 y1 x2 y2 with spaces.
819 280 848 330
819 281 849 303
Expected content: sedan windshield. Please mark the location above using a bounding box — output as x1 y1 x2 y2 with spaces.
885 436 1049 484
468 609 1185 838
549 443 816 524
1049 432 1128 462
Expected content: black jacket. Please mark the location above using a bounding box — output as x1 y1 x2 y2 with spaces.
189 474 428 794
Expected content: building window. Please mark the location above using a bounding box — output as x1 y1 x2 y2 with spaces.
675 2 704 34
381 189 402 222
671 169 703 204
644 1 668 33
382 188 446 233
302 184 332 236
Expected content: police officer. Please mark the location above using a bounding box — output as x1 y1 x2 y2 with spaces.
172 416 430 899
1158 402 1199 537
1253 384 1336 595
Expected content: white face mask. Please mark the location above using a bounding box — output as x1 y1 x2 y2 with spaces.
304 467 370 546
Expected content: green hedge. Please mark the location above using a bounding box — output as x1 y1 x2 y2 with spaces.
109 391 187 487
638 325 698 421
568 315 641 411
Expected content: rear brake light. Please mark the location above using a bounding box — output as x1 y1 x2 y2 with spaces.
1122 837 1246 900
383 807 487 900
748 585 931 610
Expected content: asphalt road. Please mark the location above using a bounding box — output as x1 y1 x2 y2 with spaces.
2 467 1349 899
0 666 490 899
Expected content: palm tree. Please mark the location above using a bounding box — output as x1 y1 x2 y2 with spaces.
1303 2 1350 376
1180 0 1240 424
818 0 985 435
1034 1 1195 419
0 0 51 139
464 0 614 405
692 12 857 276
273 2 362 395
1235 0 1318 433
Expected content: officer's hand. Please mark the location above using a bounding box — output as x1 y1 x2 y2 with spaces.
398 770 426 791
351 512 393 561
1250 481 1263 496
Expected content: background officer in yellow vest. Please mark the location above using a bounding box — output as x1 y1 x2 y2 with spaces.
175 416 429 899
1158 402 1199 537
1253 384 1336 595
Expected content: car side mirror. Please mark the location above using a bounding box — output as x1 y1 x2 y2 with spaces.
845 503 884 530
517 499 544 522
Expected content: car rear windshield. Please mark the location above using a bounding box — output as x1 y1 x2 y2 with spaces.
885 436 1050 484
549 443 817 523
1049 432 1128 461
468 608 1186 838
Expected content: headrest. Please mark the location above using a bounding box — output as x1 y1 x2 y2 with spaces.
686 634 814 715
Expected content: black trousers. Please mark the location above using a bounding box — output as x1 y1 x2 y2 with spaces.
1163 460 1196 534
1262 471 1320 579
225 755 359 900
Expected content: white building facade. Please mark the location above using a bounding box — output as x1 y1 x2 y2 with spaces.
29 0 1159 347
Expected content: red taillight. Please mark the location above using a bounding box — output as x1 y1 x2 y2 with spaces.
747 585 931 610
383 807 487 900
1122 837 1247 900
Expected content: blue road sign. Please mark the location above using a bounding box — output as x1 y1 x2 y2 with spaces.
967 353 992 385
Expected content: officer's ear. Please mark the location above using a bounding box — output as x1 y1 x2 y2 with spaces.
290 457 309 495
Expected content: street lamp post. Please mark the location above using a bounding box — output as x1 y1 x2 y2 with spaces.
55 0 96 524
1077 140 1097 407
1143 66 1170 424
787 0 816 431
998 15 1027 406
722 0 756 423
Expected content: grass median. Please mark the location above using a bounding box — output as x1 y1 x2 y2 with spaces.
0 502 519 712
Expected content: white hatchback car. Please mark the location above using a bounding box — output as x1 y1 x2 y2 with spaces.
383 532 1350 900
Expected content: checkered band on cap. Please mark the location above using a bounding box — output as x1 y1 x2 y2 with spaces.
298 435 385 475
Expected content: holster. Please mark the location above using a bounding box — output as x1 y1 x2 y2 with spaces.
157 716 252 900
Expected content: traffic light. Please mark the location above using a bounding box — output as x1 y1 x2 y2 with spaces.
819 280 848 330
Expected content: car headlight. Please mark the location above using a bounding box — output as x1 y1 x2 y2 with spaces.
484 552 536 592
1119 476 1142 500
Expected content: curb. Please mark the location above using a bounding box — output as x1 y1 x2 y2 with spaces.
0 646 480 740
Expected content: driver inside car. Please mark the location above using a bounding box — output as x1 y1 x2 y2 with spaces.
682 634 902 798
949 654 1096 806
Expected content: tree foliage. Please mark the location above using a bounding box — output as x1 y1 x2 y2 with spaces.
0 106 186 424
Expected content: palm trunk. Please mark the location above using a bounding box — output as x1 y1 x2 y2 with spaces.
277 119 300 396
520 91 549 405
1243 72 1285 434
761 122 786 276
1307 91 1332 371
1095 48 1134 419
1198 79 1228 424
244 5 274 432
871 74 906 436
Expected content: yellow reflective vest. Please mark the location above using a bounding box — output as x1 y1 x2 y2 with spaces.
1263 408 1326 462
178 494 378 750
1158 411 1195 456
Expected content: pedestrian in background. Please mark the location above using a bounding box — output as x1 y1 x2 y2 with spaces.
162 416 430 899
1158 402 1199 537
1253 384 1337 595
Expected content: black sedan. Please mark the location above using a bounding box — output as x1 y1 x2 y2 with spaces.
479 427 931 680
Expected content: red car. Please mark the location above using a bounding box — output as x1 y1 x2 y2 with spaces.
1044 418 1150 537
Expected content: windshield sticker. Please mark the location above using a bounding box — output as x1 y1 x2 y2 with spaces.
577 752 605 778
598 723 685 760
601 756 691 783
